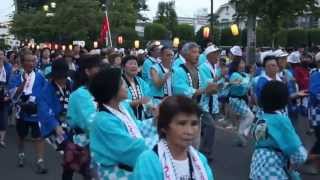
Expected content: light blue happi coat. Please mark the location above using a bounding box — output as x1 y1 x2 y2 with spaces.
172 65 199 97
198 53 207 66
228 72 252 116
172 55 186 69
141 56 159 84
250 113 307 180
148 63 168 99
199 62 222 114
172 54 206 69
229 72 251 97
132 148 214 180
126 76 151 100
90 102 158 179
67 86 96 133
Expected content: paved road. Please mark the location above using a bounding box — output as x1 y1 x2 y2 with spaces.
0 116 320 180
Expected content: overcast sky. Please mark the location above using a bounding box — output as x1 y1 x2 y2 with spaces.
0 0 229 22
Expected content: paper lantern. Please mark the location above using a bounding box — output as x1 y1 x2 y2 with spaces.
173 37 180 48
62 45 66 51
68 45 73 50
43 5 49 12
231 24 239 36
134 40 140 49
117 36 124 45
93 41 98 48
50 2 56 8
203 27 210 39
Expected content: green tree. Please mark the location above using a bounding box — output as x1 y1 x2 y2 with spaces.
116 27 139 49
287 28 308 47
308 28 320 46
144 23 168 41
154 1 178 36
16 0 49 12
220 28 242 46
101 0 148 21
106 0 142 45
256 28 272 47
195 26 220 49
230 0 320 64
11 0 104 44
174 24 195 41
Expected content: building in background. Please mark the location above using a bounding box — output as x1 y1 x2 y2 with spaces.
0 22 20 48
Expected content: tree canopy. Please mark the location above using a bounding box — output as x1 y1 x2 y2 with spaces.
144 23 169 40
154 1 178 37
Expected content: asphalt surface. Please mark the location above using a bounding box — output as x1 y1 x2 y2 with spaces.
0 115 319 180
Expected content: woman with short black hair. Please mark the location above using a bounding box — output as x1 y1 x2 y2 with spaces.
122 55 151 120
228 59 254 146
66 55 101 180
133 96 214 180
108 52 122 68
250 81 307 179
89 67 157 179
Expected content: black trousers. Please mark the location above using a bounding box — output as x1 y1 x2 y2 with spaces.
200 112 216 161
311 126 320 155
62 169 74 180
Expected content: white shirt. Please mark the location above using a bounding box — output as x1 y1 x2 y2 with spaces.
0 66 6 83
173 159 190 180
162 65 172 96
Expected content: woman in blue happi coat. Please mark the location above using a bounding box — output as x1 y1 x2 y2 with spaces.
66 55 102 180
149 47 174 105
9 51 48 173
228 59 254 146
37 59 89 180
250 81 307 180
132 96 214 180
122 55 152 120
141 45 161 83
89 67 157 179
67 55 101 137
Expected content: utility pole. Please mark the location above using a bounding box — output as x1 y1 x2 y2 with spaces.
210 0 214 43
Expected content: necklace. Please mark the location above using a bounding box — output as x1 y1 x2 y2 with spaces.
162 140 194 180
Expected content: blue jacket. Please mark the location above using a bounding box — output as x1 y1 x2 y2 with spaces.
37 81 72 137
3 62 12 84
9 70 47 122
